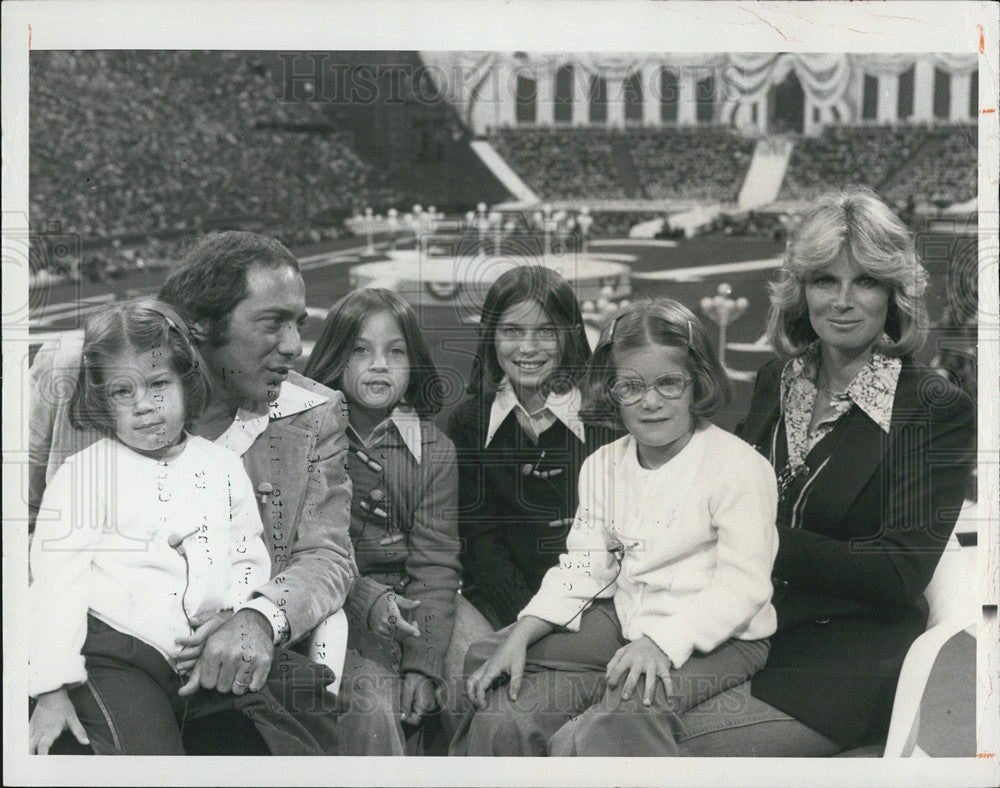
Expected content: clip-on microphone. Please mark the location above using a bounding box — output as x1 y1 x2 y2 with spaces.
609 541 626 563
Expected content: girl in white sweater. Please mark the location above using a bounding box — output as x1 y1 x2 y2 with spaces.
28 298 277 755
454 298 779 757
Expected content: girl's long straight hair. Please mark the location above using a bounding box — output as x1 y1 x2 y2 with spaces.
304 288 444 416
466 265 591 400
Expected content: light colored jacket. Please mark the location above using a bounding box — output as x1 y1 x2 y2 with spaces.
28 338 355 644
29 435 270 696
520 421 779 669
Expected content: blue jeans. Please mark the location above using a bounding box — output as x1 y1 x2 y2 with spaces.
67 615 339 755
676 681 842 757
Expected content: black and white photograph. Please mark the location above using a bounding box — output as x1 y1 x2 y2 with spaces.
3 2 998 786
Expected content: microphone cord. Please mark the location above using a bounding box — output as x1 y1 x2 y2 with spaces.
169 530 198 738
558 543 625 630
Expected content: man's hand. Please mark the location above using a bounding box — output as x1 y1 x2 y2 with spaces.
368 592 421 642
30 689 89 755
178 608 274 697
172 610 234 675
399 672 438 726
605 635 673 706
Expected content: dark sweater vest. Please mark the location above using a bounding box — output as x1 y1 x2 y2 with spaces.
447 395 618 626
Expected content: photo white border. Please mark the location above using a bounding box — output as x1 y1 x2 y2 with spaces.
3 2 998 786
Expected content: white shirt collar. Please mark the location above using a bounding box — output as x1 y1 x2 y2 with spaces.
215 379 329 457
347 404 423 464
485 376 586 447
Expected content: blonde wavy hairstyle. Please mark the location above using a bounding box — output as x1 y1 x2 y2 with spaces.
767 187 929 358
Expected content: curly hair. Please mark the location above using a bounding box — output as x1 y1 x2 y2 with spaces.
158 231 299 348
767 187 929 358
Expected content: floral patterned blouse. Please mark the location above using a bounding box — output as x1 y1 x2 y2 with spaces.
779 340 901 470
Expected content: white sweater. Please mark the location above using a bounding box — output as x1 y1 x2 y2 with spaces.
29 435 270 697
519 421 778 669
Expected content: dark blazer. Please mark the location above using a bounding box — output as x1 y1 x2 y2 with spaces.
739 356 976 747
447 394 618 627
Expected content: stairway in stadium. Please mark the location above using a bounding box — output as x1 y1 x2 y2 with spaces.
470 140 539 203
738 137 794 210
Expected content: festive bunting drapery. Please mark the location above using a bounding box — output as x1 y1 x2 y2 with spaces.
727 53 851 106
420 52 981 132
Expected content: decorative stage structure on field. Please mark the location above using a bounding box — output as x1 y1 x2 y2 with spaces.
349 247 631 324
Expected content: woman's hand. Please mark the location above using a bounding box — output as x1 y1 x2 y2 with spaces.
399 672 438 726
172 610 234 675
369 592 422 641
606 635 673 706
29 688 89 755
465 616 555 709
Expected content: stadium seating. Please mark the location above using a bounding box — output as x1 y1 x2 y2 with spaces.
490 126 753 203
490 128 628 200
882 125 977 206
781 124 926 200
30 51 394 243
780 123 975 206
29 51 507 251
630 127 753 202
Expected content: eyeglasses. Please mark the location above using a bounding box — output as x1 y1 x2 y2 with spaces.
609 374 692 405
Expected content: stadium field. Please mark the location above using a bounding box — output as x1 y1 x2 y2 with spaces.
27 226 973 434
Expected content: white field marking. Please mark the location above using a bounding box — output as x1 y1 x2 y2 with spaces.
727 333 773 353
27 328 85 349
30 293 115 317
298 249 371 270
631 256 783 282
29 300 117 328
589 239 678 248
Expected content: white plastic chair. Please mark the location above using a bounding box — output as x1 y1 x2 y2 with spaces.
882 511 977 758
307 607 349 696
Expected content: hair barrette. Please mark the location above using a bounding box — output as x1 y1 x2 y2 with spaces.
687 319 694 346
608 313 623 343
155 306 194 347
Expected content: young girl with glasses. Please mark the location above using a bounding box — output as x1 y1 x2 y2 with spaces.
451 298 780 757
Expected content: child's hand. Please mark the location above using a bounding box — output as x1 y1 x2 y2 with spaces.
172 610 234 675
368 592 421 642
606 635 673 707
30 688 89 755
399 672 438 726
466 631 529 709
177 609 274 697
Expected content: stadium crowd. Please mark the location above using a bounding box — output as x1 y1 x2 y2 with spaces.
782 124 935 201
30 51 401 245
491 126 753 203
883 125 977 207
490 128 629 200
630 127 754 202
